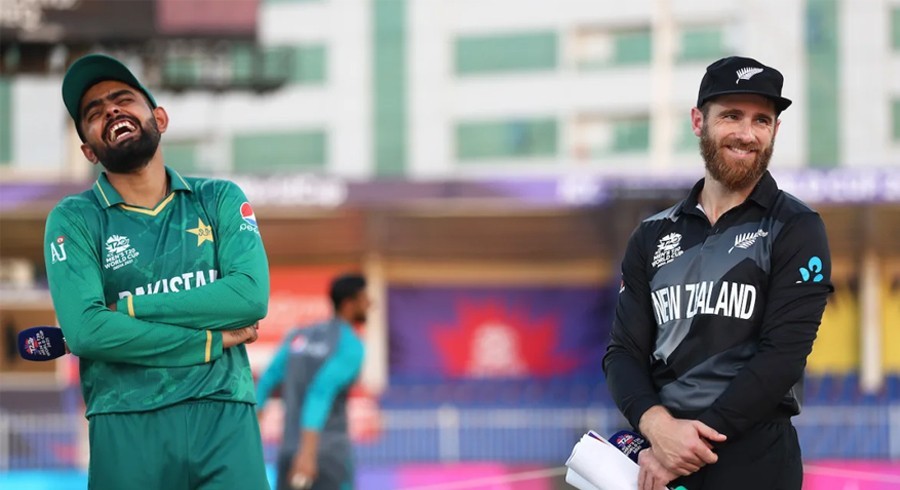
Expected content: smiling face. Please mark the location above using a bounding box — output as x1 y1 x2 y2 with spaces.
692 93 780 192
78 80 167 174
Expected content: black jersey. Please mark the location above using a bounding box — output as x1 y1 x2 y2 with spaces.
603 171 833 439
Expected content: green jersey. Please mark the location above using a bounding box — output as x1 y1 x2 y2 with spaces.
44 167 270 417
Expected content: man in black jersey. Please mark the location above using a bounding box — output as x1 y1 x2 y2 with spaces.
603 56 833 490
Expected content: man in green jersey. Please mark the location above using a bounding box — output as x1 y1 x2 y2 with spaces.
44 53 271 490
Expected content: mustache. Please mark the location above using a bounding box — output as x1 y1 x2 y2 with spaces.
720 138 760 153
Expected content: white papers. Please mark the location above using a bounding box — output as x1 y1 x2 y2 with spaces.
564 431 640 490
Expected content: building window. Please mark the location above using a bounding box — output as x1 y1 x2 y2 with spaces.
162 57 202 87
614 28 652 65
678 120 699 153
162 44 320 91
0 77 11 165
893 99 900 142
572 114 650 157
232 130 327 173
612 117 651 152
572 26 651 69
893 8 900 50
233 44 326 85
456 118 557 160
287 45 327 84
455 32 558 75
163 141 201 174
678 26 726 62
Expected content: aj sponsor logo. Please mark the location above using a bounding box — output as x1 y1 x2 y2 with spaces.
104 235 139 271
50 236 68 264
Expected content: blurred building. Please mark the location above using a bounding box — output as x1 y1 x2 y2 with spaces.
2 0 900 178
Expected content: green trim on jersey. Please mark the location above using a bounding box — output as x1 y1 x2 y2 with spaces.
44 167 270 417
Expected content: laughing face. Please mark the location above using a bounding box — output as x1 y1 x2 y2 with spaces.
693 94 780 192
78 80 166 174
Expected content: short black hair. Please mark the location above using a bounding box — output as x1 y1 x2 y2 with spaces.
329 273 366 311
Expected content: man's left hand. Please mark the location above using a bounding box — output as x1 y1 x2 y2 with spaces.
638 447 679 490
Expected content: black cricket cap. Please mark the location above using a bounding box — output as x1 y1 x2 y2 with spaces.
697 56 792 114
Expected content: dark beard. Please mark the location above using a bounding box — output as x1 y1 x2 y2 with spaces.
91 116 161 174
699 123 774 191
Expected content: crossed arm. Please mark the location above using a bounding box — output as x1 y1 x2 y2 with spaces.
44 182 268 367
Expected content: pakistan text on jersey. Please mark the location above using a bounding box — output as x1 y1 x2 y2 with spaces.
651 281 757 325
117 269 219 298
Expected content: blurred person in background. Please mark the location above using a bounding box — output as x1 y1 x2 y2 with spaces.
603 56 833 490
256 273 368 490
45 53 270 489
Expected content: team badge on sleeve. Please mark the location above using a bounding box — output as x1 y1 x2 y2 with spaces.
239 202 260 233
50 236 68 264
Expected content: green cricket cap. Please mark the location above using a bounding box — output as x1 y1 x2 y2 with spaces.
62 53 157 124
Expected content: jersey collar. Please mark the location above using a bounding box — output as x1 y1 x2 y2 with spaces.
92 166 193 209
680 170 779 216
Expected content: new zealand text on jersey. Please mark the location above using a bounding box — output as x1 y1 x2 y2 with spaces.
117 269 218 298
651 280 758 325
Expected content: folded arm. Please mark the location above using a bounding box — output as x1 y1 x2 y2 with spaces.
45 205 224 367
115 180 270 330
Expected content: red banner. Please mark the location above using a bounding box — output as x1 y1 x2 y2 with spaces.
257 265 357 344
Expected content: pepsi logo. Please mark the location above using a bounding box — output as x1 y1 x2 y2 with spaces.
290 335 308 353
240 202 257 227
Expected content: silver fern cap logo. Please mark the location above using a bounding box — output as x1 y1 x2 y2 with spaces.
735 67 764 84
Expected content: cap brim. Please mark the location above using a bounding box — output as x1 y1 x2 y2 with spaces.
699 89 792 113
62 54 155 122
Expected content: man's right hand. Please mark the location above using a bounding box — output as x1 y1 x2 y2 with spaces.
639 405 726 475
222 323 259 348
